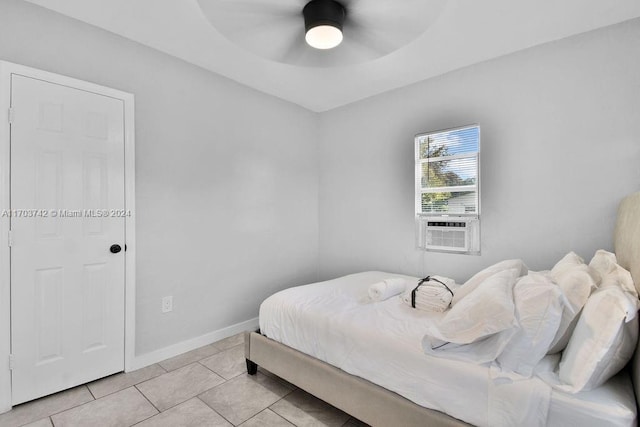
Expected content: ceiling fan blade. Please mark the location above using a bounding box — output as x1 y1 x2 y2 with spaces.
345 21 399 56
343 0 447 57
285 35 379 68
280 38 310 64
339 0 362 11
328 36 380 63
244 19 305 60
198 0 299 19
220 12 301 38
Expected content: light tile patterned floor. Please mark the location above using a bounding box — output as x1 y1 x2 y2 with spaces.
0 333 370 427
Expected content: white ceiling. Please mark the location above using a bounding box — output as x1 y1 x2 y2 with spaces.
24 0 640 112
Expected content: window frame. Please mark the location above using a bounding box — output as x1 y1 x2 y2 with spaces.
414 124 481 218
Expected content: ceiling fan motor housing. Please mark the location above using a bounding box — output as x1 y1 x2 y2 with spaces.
303 0 346 32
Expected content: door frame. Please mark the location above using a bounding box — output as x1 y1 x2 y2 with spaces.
0 61 136 412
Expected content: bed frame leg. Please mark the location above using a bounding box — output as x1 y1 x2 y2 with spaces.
246 359 258 375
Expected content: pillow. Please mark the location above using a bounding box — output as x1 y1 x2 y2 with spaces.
497 273 564 377
423 268 519 345
558 286 639 392
422 327 517 365
452 259 528 306
551 251 601 285
550 252 584 276
589 250 637 297
546 265 597 354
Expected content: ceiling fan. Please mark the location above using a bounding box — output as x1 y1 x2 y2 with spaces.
196 0 446 67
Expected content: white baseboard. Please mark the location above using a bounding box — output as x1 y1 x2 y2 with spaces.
129 317 259 371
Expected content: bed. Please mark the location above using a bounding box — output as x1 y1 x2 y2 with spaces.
245 192 640 426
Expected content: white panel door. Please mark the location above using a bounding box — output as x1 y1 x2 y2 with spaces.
10 75 126 405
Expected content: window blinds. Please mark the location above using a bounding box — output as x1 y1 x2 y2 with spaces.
415 125 480 215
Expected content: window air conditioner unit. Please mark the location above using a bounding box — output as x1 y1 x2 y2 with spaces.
416 216 480 254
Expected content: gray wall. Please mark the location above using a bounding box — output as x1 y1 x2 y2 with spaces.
318 19 640 283
0 0 319 355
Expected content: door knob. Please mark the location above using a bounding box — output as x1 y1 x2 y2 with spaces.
110 244 122 254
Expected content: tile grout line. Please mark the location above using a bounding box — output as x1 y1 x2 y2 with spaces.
197 363 229 381
133 371 227 418
224 370 247 381
158 348 225 373
86 385 97 401
265 385 297 424
60 385 162 426
266 408 296 427
128 408 159 427
86 366 167 401
195 396 237 427
138 339 241 374
35 385 96 422
195 359 238 382
128 405 157 427
133 384 162 415
193 371 288 426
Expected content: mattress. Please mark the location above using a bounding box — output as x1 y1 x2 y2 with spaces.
259 271 637 427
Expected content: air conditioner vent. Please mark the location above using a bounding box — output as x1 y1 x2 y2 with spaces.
427 228 467 249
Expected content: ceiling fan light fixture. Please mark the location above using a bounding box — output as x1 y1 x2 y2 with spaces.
303 0 345 50
305 25 343 50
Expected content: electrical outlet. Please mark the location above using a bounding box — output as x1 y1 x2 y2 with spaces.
162 296 173 313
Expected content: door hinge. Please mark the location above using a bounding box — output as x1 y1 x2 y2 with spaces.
8 108 14 124
7 230 13 247
8 354 14 370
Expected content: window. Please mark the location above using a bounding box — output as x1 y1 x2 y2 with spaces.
415 125 480 254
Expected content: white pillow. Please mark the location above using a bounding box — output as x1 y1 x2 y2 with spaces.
423 268 519 345
546 265 597 354
589 250 637 297
452 260 528 306
422 327 517 365
551 252 601 284
497 273 564 377
558 287 639 392
550 252 584 276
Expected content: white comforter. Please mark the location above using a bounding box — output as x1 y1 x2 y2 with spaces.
259 271 636 427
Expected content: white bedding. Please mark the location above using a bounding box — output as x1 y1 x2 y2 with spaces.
259 271 637 427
